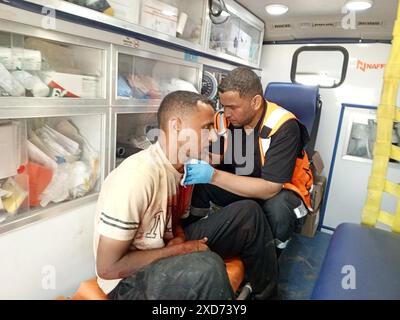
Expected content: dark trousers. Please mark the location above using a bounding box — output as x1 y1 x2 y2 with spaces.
183 200 278 300
108 251 234 300
191 184 301 244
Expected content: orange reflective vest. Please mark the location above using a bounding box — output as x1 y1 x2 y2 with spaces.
214 101 314 211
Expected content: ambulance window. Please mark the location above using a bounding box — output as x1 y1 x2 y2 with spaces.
291 46 348 88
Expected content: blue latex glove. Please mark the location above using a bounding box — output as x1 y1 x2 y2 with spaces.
182 159 215 186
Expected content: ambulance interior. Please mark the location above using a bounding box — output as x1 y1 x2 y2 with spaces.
0 0 399 300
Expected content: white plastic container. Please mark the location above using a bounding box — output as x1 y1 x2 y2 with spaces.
140 0 178 37
108 0 140 24
41 71 99 98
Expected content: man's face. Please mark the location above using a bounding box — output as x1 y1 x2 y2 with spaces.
219 91 257 127
180 101 217 161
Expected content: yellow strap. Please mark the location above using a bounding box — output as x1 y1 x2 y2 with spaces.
378 211 395 227
377 104 396 119
362 2 400 233
384 180 400 198
391 145 400 161
373 142 392 158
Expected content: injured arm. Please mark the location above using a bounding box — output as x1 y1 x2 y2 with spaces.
96 235 208 280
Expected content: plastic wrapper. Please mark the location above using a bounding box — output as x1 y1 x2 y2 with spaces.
11 70 49 97
27 162 53 206
126 74 162 99
54 119 99 191
117 74 132 97
0 62 25 96
39 161 92 206
1 177 28 214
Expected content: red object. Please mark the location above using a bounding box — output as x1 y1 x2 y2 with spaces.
47 80 80 98
17 165 25 174
27 162 53 206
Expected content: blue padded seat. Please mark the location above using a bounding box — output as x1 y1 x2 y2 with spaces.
264 82 321 155
312 223 400 300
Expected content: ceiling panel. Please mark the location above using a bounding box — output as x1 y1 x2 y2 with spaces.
235 0 398 41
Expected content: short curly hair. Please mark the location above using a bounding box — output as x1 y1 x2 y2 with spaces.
157 91 214 128
218 67 263 99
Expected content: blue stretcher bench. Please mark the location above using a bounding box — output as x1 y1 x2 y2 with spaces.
312 223 400 300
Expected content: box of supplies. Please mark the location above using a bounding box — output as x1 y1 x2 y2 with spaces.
140 0 178 37
311 151 324 176
42 71 99 98
108 0 140 24
301 209 320 238
301 175 327 237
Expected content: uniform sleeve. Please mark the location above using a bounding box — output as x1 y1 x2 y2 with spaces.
261 119 302 183
97 167 154 241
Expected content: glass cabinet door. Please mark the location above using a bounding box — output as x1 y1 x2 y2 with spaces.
114 112 158 168
61 0 206 45
0 114 104 227
209 12 262 65
240 19 262 65
0 120 29 224
139 0 205 44
0 31 105 99
116 51 200 104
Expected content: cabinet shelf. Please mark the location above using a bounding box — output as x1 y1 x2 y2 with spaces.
113 45 202 106
10 0 263 68
0 27 108 105
0 110 107 234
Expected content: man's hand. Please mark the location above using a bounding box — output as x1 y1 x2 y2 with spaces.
181 237 209 253
183 160 215 185
166 235 186 247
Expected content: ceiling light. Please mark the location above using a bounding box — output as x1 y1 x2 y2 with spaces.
265 4 289 16
345 0 373 11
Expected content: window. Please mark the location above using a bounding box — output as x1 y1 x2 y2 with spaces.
291 46 349 88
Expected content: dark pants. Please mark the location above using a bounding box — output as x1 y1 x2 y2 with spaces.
108 251 234 300
183 200 278 300
191 184 301 245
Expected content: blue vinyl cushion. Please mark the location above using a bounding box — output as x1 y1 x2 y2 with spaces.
264 82 319 135
312 223 400 300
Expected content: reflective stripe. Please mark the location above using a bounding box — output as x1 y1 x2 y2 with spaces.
261 137 271 157
215 111 228 136
264 107 290 133
260 106 291 156
275 238 290 249
293 202 308 218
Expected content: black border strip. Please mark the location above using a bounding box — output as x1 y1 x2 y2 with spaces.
264 38 392 45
